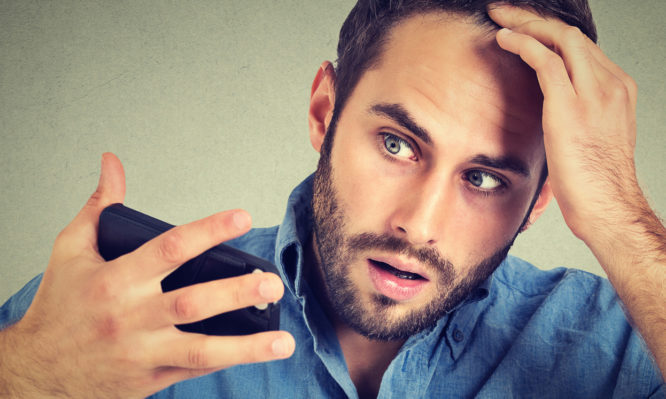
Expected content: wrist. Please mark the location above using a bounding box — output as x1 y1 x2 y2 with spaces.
0 324 63 398
0 326 29 398
581 196 665 286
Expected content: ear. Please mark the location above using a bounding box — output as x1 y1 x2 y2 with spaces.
520 177 553 232
308 61 336 153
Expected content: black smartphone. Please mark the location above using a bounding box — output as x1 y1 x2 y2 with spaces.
97 203 280 336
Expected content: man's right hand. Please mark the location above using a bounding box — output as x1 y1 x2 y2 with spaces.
0 153 295 398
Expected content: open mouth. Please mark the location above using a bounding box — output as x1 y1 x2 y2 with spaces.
369 259 426 281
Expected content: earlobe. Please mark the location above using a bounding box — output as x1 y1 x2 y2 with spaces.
521 177 553 232
308 61 336 153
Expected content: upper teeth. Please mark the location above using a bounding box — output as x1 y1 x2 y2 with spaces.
375 260 422 280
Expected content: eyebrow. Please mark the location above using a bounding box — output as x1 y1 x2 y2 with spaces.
469 154 531 177
369 102 531 178
369 103 433 145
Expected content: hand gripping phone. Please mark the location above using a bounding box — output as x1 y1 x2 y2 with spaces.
97 203 280 335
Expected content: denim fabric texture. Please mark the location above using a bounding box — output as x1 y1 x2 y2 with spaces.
1 175 664 398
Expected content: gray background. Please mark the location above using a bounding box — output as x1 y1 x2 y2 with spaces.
1 1 664 303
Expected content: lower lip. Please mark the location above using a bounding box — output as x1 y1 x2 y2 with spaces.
367 260 428 302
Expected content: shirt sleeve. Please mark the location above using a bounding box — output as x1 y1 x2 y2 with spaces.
611 310 666 398
0 274 43 330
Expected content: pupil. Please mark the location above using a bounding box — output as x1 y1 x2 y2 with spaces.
470 172 483 186
385 137 400 154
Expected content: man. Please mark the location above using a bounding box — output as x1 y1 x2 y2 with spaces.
0 0 664 398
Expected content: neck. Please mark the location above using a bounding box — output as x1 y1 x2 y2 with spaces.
305 234 405 399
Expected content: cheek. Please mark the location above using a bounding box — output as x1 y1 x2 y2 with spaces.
331 151 401 230
444 187 533 265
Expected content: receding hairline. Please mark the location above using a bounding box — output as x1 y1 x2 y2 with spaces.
360 9 503 75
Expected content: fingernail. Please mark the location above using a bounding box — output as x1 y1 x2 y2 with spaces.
271 337 289 357
258 278 280 300
232 211 250 230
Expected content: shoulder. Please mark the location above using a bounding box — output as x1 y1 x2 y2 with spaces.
488 255 625 342
482 255 624 340
476 256 664 396
493 255 616 304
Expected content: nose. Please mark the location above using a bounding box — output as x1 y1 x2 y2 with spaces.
388 175 449 246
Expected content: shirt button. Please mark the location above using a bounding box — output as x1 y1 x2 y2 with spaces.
452 329 464 343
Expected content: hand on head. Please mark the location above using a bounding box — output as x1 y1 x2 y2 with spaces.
489 4 639 243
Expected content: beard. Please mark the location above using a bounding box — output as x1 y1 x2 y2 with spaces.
310 125 528 341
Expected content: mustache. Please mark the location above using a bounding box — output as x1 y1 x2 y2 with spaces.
347 232 454 273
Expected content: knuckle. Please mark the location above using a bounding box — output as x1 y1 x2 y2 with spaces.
562 25 583 44
172 293 197 321
539 53 564 75
117 342 143 366
606 79 630 101
157 231 185 263
208 213 230 237
229 283 243 309
90 271 119 301
186 344 210 368
53 227 72 247
94 312 124 340
523 20 540 31
86 188 105 208
250 343 265 363
626 76 638 97
234 339 258 363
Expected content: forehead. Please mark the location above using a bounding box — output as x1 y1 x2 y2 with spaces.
346 12 544 164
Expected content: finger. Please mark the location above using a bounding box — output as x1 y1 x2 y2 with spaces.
489 4 636 106
490 6 601 96
153 330 295 370
135 272 284 330
495 28 576 101
53 153 126 258
121 209 252 280
502 19 635 110
488 3 545 28
489 2 629 92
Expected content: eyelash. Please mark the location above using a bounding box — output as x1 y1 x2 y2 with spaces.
463 170 508 197
378 132 418 161
378 131 509 197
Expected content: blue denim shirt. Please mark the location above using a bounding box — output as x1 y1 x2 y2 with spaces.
1 175 664 398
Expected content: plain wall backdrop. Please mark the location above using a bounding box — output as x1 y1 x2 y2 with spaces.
1 1 664 303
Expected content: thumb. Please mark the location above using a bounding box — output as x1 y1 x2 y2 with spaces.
57 153 126 252
84 152 127 223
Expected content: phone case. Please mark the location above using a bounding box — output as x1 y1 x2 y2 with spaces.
97 203 280 335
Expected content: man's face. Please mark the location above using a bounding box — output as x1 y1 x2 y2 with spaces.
311 13 546 340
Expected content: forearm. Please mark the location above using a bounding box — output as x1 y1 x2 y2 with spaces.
584 194 666 380
0 324 60 398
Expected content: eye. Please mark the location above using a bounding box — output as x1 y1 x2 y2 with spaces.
465 170 504 191
382 133 416 160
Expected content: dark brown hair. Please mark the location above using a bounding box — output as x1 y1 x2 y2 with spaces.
328 0 596 132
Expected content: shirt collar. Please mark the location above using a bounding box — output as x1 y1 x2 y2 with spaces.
274 174 315 301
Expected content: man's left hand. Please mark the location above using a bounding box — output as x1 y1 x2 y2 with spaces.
488 4 666 381
489 4 640 245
